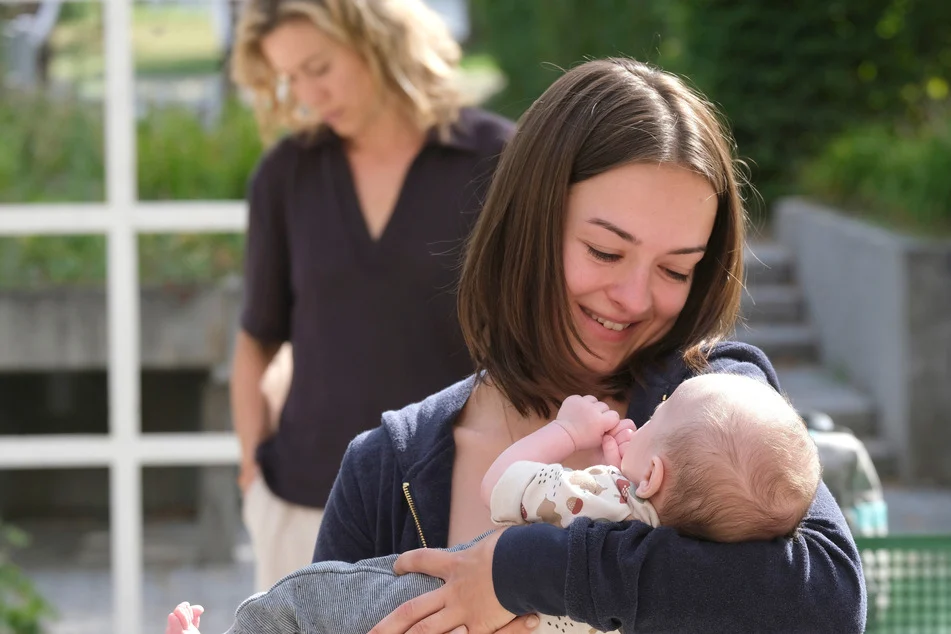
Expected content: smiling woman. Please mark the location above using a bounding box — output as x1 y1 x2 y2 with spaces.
166 55 864 634
562 163 717 376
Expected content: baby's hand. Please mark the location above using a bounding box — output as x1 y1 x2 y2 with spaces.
166 602 204 634
555 395 621 451
601 418 636 468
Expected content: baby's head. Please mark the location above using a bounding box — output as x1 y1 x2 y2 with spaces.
619 373 821 542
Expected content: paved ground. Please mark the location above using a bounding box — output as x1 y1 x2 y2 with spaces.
15 484 951 633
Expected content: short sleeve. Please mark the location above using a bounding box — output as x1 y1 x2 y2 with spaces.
240 145 293 344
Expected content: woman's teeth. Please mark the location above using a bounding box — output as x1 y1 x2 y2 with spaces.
585 309 631 331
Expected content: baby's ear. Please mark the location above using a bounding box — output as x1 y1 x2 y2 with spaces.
635 455 665 499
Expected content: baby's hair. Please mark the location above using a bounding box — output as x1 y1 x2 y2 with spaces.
658 374 821 542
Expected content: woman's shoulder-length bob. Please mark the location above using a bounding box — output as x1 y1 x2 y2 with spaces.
458 57 748 418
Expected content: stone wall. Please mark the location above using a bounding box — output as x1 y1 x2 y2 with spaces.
0 282 241 519
775 198 951 484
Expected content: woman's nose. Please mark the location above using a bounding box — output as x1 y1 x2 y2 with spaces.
608 267 652 316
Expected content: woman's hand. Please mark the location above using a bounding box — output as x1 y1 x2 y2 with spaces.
368 530 539 634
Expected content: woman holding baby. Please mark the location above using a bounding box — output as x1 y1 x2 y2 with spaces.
171 45 865 634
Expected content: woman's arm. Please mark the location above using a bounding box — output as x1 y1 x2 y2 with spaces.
231 145 293 491
230 330 280 492
494 467 865 633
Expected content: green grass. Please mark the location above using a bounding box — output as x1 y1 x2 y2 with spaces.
49 4 222 81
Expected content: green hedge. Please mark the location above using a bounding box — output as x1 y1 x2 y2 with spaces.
672 0 951 209
468 0 673 120
469 0 951 215
0 96 260 287
800 119 951 235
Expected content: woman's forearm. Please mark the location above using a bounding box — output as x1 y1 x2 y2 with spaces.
493 482 866 633
230 330 280 471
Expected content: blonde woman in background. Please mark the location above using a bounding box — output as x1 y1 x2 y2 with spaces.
229 0 514 591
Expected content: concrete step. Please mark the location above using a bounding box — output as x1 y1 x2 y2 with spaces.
745 242 793 285
733 323 818 364
776 365 899 479
740 283 803 323
777 366 876 437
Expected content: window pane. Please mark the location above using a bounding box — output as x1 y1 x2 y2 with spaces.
0 2 106 203
142 465 253 634
133 1 260 201
4 467 111 631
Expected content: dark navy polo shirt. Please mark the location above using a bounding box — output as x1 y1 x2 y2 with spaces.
241 107 515 508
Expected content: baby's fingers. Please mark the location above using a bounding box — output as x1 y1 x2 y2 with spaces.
602 434 621 468
190 605 204 627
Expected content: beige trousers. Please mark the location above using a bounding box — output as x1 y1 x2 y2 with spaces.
243 343 324 591
242 473 324 591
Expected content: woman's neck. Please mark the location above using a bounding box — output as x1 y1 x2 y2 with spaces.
344 99 425 158
470 380 630 444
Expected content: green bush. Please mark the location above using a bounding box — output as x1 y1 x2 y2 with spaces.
0 94 104 203
674 0 951 210
800 117 951 234
0 521 54 634
468 0 674 120
138 100 262 201
0 96 260 286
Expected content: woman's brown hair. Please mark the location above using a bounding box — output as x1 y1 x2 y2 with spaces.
458 58 747 417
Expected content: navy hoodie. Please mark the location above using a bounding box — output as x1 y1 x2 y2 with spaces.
314 342 866 633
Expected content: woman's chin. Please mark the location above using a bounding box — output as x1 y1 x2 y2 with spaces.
578 351 628 378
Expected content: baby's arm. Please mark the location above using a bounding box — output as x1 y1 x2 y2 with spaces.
481 395 628 508
491 463 641 528
480 418 576 507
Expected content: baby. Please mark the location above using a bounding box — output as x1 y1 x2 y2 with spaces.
168 372 821 634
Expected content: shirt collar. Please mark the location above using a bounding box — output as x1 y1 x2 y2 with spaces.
294 108 481 153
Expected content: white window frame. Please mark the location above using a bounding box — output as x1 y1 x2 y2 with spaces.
0 1 243 630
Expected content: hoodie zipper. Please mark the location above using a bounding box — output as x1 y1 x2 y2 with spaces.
402 482 428 548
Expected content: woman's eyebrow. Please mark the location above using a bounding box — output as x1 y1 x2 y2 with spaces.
587 218 706 254
588 218 636 243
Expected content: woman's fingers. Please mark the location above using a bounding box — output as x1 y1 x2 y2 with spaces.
368 588 446 634
393 547 455 579
494 614 540 633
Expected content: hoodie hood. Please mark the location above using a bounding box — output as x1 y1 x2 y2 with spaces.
380 374 477 481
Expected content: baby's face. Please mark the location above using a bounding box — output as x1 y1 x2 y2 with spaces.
619 396 682 482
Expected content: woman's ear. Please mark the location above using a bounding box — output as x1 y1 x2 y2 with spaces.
634 455 665 499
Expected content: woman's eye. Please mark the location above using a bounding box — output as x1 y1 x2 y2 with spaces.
664 268 691 283
303 63 330 77
586 246 621 263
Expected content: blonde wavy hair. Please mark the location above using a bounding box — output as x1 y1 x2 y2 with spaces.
231 0 463 143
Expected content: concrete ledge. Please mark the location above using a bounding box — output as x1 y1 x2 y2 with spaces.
0 281 241 370
775 198 951 485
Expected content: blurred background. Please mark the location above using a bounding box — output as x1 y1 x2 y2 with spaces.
0 0 949 632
